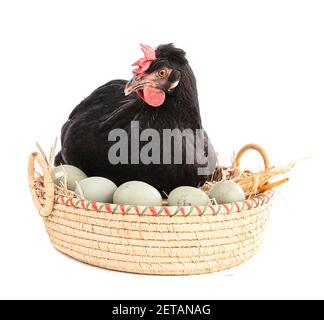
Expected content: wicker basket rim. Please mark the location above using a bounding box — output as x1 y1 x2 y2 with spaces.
28 147 274 217
53 189 274 216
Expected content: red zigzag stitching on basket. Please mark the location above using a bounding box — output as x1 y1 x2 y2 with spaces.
54 190 273 215
135 206 141 215
163 207 171 216
222 203 230 214
180 207 186 216
92 201 98 211
245 200 252 209
195 206 202 215
69 198 75 208
234 202 241 212
149 207 157 216
252 197 259 206
119 204 125 214
105 203 112 213
208 205 217 215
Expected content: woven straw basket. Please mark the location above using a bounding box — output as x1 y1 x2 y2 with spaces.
28 144 274 275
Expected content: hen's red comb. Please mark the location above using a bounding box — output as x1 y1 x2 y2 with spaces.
131 44 156 75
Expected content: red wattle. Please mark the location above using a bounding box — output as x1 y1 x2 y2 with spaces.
143 87 166 107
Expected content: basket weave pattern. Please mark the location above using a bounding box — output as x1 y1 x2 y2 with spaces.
28 148 273 275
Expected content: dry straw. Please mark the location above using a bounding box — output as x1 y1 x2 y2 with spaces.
28 143 284 275
204 143 295 197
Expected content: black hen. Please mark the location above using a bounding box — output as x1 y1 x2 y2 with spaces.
55 44 215 194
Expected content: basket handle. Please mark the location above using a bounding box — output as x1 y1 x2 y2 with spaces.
28 152 55 217
233 143 270 171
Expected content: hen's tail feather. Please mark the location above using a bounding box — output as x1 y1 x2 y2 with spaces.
54 151 65 166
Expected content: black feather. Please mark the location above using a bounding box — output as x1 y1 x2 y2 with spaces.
55 44 215 195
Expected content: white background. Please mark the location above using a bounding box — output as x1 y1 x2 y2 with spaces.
0 0 323 300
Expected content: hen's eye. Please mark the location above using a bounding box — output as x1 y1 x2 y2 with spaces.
158 69 168 78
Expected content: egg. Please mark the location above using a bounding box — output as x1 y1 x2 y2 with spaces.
113 181 162 206
208 180 245 204
52 165 87 190
75 177 117 203
168 186 210 206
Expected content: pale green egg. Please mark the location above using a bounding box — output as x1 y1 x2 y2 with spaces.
208 180 245 204
113 181 162 206
168 186 210 206
75 177 117 203
51 165 87 191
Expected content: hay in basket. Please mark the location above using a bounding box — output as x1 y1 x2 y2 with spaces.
28 143 292 275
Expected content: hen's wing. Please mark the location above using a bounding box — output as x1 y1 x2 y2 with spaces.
68 79 128 120
55 79 136 166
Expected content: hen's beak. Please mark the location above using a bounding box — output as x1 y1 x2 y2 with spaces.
124 76 148 96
